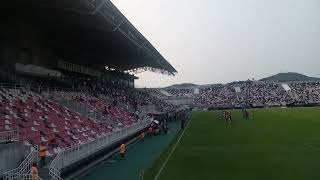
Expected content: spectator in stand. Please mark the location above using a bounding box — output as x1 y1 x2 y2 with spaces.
31 162 39 180
48 137 58 149
38 143 47 167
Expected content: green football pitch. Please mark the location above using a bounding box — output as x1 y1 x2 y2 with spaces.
145 107 320 180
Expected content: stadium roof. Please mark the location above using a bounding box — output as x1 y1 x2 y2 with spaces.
4 0 177 75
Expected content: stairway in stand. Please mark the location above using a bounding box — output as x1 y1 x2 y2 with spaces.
38 166 51 180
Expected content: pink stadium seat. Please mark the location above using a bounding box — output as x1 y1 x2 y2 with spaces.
0 89 113 151
51 91 137 128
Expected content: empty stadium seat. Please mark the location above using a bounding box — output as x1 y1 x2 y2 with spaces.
51 91 138 127
0 88 113 152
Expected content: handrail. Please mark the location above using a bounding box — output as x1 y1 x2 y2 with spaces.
49 91 117 127
49 119 151 180
0 129 18 142
49 153 63 180
3 145 38 180
0 82 77 93
52 94 114 124
4 174 44 180
15 174 44 180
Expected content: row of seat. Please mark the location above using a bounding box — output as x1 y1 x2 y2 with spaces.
0 89 113 153
52 91 137 127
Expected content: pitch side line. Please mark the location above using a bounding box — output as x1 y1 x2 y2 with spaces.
154 119 192 180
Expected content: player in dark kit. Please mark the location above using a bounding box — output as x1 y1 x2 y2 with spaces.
227 112 232 124
242 108 246 119
241 108 251 120
244 109 250 120
222 111 232 124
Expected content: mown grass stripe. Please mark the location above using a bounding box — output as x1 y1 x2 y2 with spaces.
153 118 192 180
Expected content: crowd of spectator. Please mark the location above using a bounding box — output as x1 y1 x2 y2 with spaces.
165 81 320 108
290 82 320 104
195 84 238 108
244 82 292 107
166 88 194 98
60 74 177 113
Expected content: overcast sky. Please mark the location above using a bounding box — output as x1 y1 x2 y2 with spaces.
112 0 320 88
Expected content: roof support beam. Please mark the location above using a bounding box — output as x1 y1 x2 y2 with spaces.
91 0 109 15
84 0 176 74
113 18 126 32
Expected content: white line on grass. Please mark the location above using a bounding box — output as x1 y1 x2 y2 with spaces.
154 119 192 180
304 143 320 151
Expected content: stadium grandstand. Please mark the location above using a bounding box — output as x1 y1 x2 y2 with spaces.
0 1 183 180
2 1 320 180
165 81 320 109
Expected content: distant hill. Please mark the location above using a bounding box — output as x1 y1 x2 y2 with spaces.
167 83 198 88
260 72 320 82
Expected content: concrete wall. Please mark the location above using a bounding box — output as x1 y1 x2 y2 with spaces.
0 142 29 177
0 18 55 69
165 98 195 106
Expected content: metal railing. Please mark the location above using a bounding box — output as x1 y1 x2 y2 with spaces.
3 174 43 180
49 152 63 180
52 94 116 126
3 146 39 180
0 129 19 143
0 68 33 86
49 119 151 180
0 83 77 94
0 83 111 123
9 174 43 180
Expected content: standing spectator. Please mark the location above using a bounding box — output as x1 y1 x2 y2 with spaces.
140 132 145 140
120 143 126 158
38 143 47 167
31 162 39 180
48 137 58 149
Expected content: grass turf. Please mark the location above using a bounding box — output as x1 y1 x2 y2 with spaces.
147 107 320 180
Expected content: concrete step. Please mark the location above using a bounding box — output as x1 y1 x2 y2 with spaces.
38 166 51 180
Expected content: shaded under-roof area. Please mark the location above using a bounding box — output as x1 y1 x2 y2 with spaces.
1 0 177 75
